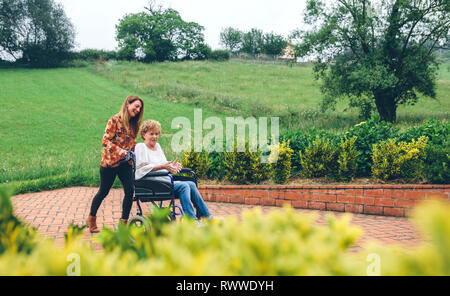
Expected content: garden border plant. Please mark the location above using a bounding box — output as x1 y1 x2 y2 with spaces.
180 115 449 185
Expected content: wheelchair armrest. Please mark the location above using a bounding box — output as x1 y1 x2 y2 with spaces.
144 171 170 177
172 168 197 185
179 168 194 174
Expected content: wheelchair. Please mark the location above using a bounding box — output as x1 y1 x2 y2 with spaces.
119 152 197 230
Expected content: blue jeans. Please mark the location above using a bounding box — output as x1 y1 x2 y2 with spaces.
173 181 210 220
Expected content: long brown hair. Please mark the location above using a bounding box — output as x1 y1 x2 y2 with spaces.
119 95 144 138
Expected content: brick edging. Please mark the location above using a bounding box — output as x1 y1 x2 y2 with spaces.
198 184 450 217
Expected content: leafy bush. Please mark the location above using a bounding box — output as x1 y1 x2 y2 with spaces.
72 49 118 61
371 136 428 181
422 141 450 184
185 43 212 61
279 118 448 182
398 119 449 146
207 151 227 181
208 50 231 61
280 130 311 175
223 144 270 184
20 44 73 68
299 136 338 179
188 118 448 183
2 187 450 275
344 114 399 177
281 128 337 175
181 151 211 179
0 187 38 255
336 136 360 181
269 140 294 184
64 223 86 247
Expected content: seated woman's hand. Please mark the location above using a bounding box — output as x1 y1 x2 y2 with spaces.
165 161 181 174
173 158 182 172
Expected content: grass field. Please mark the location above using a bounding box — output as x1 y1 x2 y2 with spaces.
1 60 449 193
93 59 450 132
0 67 225 192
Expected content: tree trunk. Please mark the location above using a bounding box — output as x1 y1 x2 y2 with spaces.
374 93 397 123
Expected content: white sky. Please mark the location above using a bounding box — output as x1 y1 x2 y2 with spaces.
54 0 307 51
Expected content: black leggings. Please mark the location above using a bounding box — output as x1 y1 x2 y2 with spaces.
89 163 134 220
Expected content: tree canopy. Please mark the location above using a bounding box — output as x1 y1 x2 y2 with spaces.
0 0 75 67
220 27 243 54
220 27 288 57
294 0 450 122
116 4 208 62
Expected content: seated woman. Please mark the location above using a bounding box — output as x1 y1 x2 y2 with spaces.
135 120 217 221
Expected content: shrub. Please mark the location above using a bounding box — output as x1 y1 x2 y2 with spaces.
344 114 399 177
185 43 212 61
181 151 211 179
371 136 428 181
280 130 310 175
281 128 337 175
223 144 270 184
398 119 449 146
336 136 360 181
64 223 86 247
73 49 118 61
207 151 227 181
208 50 230 61
0 187 38 255
269 140 294 184
2 187 450 275
422 141 450 184
299 136 338 179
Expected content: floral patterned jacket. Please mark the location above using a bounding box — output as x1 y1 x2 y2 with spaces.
100 114 136 168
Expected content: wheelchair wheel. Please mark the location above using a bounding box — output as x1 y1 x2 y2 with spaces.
127 215 150 232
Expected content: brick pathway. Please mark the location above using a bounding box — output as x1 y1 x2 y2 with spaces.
11 187 425 251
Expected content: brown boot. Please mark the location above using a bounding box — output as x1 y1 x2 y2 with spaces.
86 215 100 233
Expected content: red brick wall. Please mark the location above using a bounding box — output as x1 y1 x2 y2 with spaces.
198 184 450 217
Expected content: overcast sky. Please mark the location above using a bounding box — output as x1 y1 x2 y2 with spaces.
54 0 307 51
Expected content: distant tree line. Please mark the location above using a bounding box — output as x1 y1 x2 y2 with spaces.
0 0 229 68
220 27 288 57
0 0 291 67
0 0 75 68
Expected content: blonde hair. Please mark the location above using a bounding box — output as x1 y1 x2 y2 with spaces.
140 120 161 140
119 95 144 138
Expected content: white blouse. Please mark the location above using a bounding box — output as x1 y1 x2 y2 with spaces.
134 142 169 180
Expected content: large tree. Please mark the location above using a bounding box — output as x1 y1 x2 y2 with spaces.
263 32 288 56
294 0 450 122
116 4 207 62
241 28 264 56
0 0 75 67
220 27 242 53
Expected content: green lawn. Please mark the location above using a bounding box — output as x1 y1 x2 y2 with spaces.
0 67 225 192
94 60 322 115
93 59 450 132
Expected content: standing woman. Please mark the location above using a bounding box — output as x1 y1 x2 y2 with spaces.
86 95 144 233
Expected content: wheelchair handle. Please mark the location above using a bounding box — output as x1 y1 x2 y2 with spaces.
113 151 136 168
